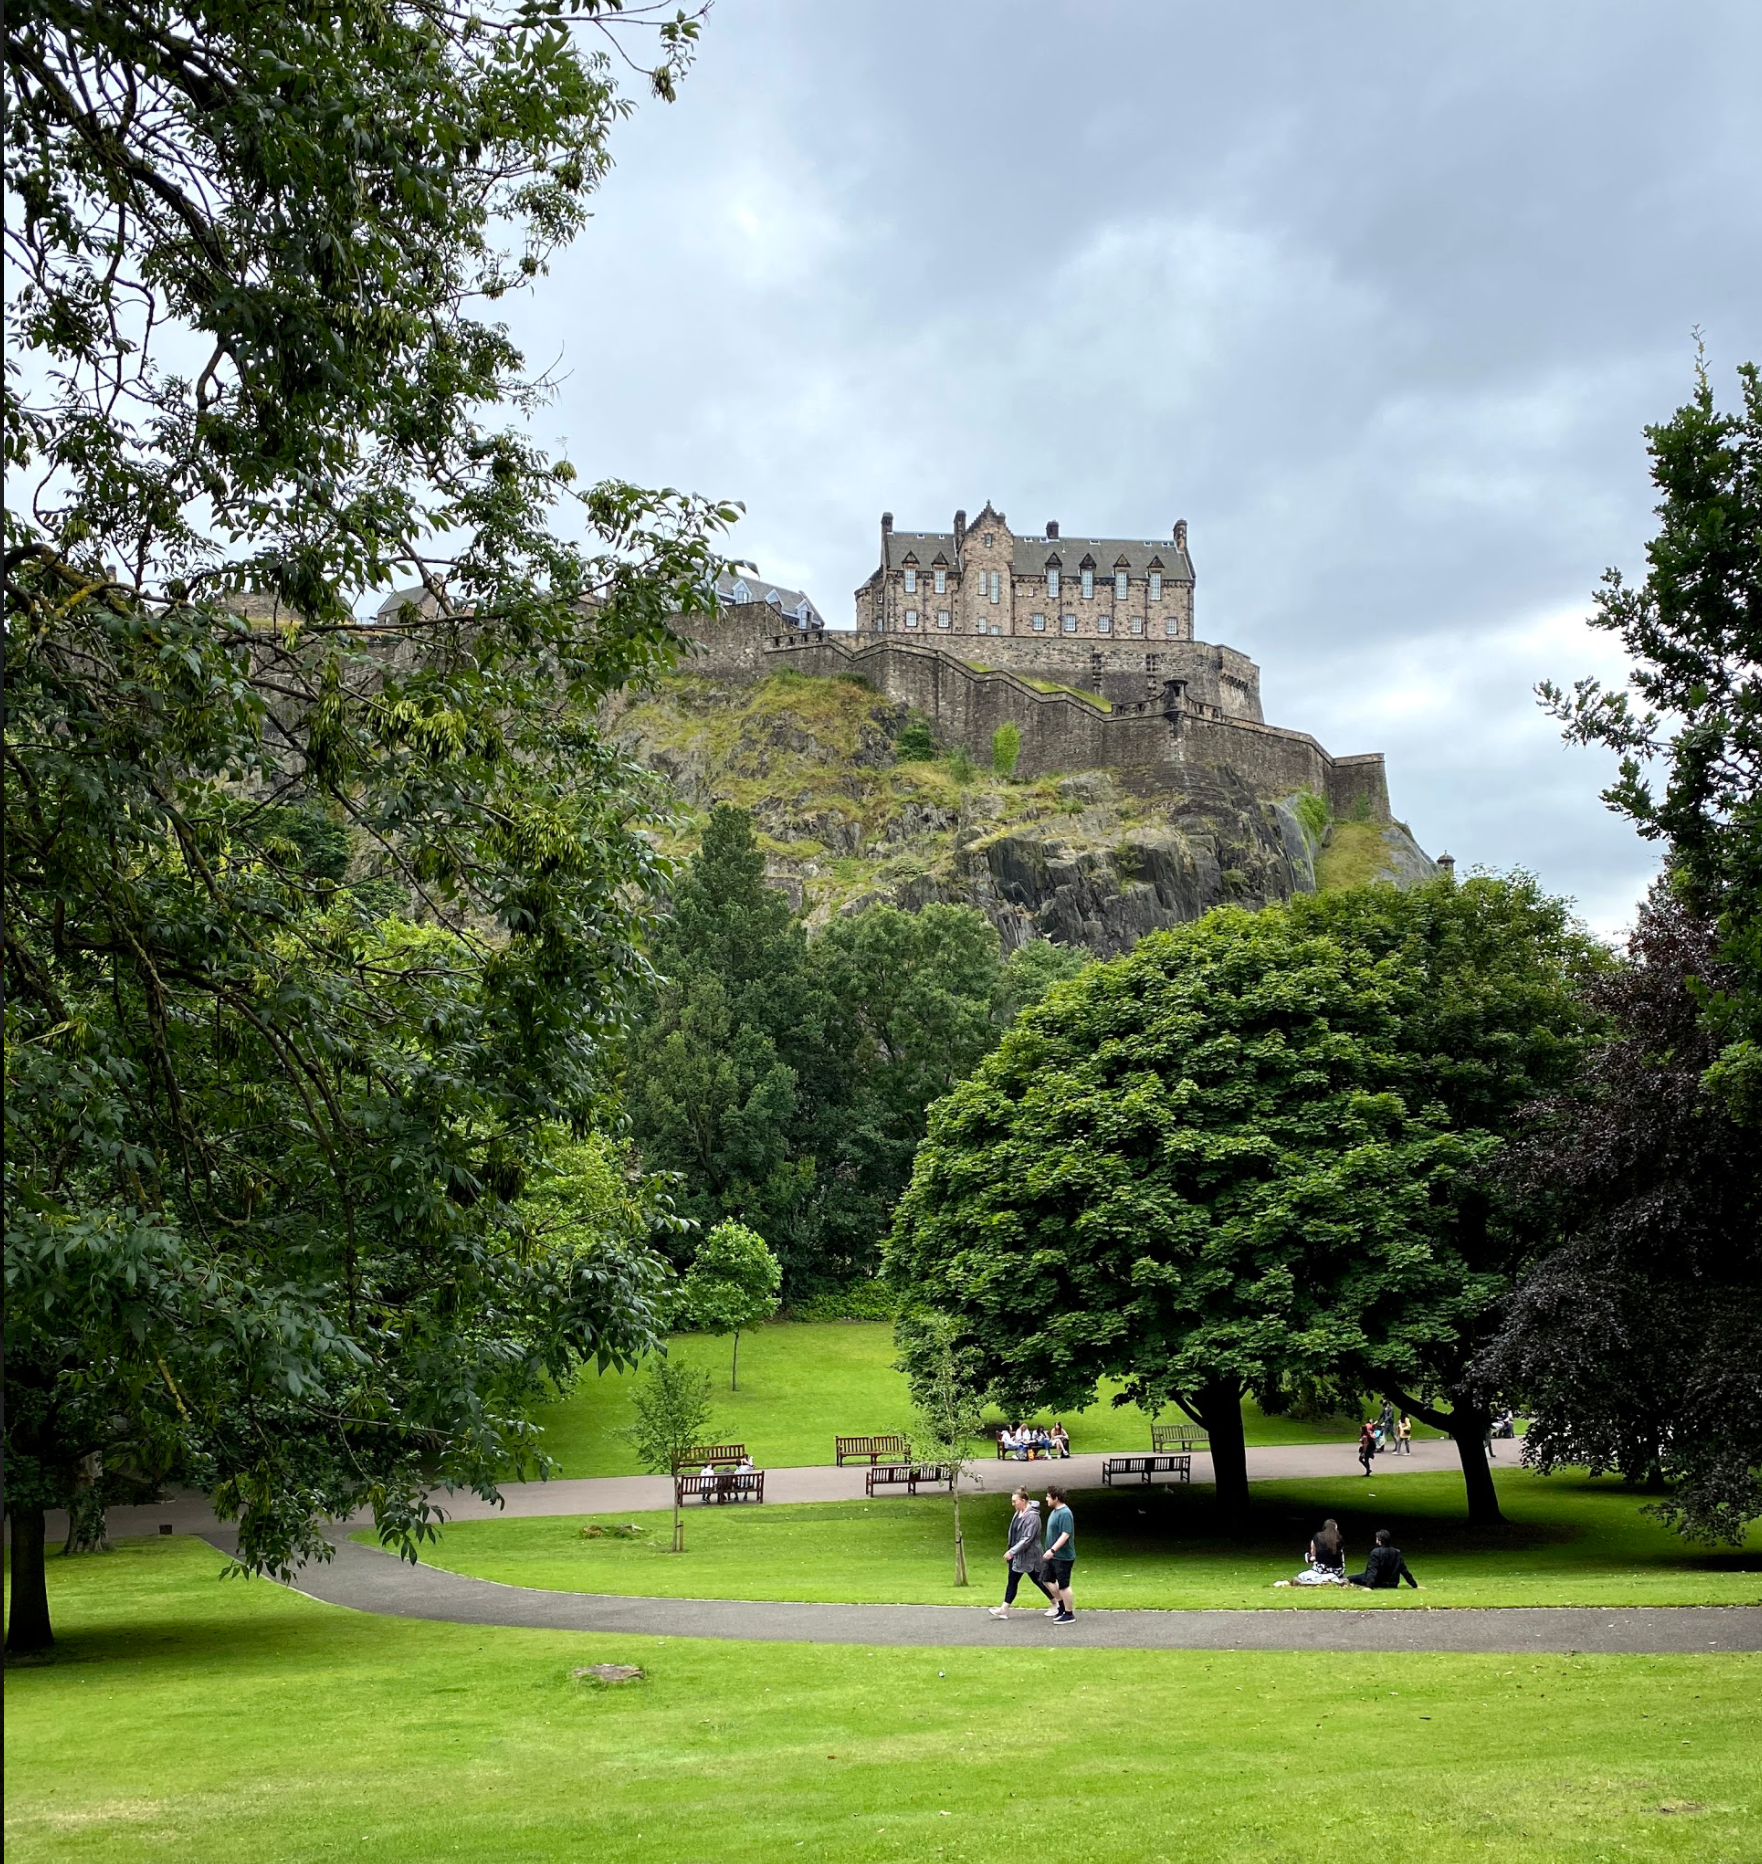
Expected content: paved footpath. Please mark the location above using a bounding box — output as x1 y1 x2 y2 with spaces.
202 1529 1762 1655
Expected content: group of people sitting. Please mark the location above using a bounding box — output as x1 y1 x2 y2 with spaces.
1275 1518 1419 1590
998 1421 1070 1460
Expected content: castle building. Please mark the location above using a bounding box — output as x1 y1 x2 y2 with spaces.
855 503 1195 644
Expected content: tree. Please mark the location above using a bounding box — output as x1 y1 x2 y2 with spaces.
895 1310 986 1586
627 1355 715 1554
992 938 1091 1026
1540 351 1761 1123
624 806 836 1289
679 1220 782 1390
1482 887 1762 1543
886 878 1597 1528
3 0 722 1652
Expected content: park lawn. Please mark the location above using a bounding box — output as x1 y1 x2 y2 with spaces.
401 1468 1762 1611
5 1537 1758 1864
528 1320 1389 1475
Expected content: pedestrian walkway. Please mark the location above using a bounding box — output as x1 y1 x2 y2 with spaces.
211 1529 1762 1655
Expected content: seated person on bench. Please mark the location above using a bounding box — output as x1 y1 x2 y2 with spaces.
1347 1528 1419 1589
1050 1421 1070 1458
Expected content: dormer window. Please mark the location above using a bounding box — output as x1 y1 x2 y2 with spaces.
934 567 946 594
1081 568 1094 600
1115 570 1128 601
731 578 751 603
1046 566 1060 600
1149 571 1162 601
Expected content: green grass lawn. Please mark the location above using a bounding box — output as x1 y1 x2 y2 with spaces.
529 1321 1390 1475
6 1537 1758 1864
400 1469 1762 1610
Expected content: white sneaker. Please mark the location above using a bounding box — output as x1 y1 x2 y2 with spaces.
988 1605 1009 1618
1043 1606 1060 1617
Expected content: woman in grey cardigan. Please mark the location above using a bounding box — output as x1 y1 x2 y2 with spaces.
989 1487 1054 1618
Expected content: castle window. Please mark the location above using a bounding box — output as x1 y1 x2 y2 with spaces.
1061 613 1077 634
1115 571 1128 601
903 566 917 594
731 579 751 603
934 567 946 594
937 610 951 630
1081 568 1094 600
1046 567 1060 599
1129 615 1144 635
989 570 1001 603
1164 616 1178 637
983 532 994 546
1098 613 1112 635
1031 613 1046 632
905 609 919 629
1149 571 1162 601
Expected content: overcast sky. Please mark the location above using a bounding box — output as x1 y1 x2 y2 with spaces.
511 2 1761 936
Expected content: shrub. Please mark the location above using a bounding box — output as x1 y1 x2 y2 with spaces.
893 717 936 760
1291 788 1331 843
990 722 1022 779
947 744 977 783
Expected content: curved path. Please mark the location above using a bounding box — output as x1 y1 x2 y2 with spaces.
200 1530 1762 1656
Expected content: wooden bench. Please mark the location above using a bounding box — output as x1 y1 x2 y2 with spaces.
673 1442 749 1473
864 1462 954 1497
1151 1423 1209 1453
1102 1453 1192 1488
673 1470 764 1506
995 1430 1062 1460
834 1434 911 1467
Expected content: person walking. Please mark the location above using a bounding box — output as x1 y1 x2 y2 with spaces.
1042 1484 1077 1624
1396 1413 1413 1456
1357 1420 1377 1476
988 1487 1053 1618
1379 1398 1396 1447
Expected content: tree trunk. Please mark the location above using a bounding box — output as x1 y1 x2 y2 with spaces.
1451 1417 1504 1527
671 1493 684 1554
731 1330 740 1393
952 1486 967 1586
6 1507 54 1653
1197 1379 1250 1529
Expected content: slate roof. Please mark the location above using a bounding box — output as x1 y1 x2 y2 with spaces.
715 570 824 627
881 528 1194 581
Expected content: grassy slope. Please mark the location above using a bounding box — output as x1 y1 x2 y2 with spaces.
528 1322 1385 1477
397 1469 1762 1610
1315 819 1395 889
6 1538 1757 1864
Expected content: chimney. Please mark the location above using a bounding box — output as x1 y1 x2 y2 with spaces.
953 508 967 551
1173 518 1188 550
880 511 893 535
1046 520 1059 539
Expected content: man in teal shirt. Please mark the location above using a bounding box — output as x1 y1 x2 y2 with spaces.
1043 1485 1076 1624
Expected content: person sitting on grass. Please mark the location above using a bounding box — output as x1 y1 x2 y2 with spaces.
1347 1528 1419 1590
1276 1518 1346 1586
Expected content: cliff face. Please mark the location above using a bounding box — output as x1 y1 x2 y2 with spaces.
611 670 1436 957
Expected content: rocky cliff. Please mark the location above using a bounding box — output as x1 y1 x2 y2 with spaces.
611 669 1437 956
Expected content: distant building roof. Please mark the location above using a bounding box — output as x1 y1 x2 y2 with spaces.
715 570 824 628
880 529 1194 582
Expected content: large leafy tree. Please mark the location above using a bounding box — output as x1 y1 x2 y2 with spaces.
1483 888 1762 1543
886 878 1597 1527
1541 352 1761 1121
3 0 724 1652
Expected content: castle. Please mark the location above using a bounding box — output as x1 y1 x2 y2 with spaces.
682 504 1392 826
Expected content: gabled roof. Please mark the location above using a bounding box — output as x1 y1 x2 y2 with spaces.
715 570 824 627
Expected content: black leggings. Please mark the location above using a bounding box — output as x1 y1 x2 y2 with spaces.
1004 1568 1053 1605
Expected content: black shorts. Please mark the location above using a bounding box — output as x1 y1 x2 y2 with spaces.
1049 1558 1074 1589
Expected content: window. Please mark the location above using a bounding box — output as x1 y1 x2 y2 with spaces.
1129 615 1144 636
1115 571 1128 601
904 609 919 629
1031 612 1046 632
1164 616 1178 637
1046 566 1060 599
934 567 946 595
1098 612 1112 635
989 570 1001 603
983 532 994 546
903 566 917 594
937 610 951 630
1081 568 1094 600
1061 613 1077 634
1149 571 1162 601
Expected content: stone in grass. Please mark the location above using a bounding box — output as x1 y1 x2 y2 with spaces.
573 1664 645 1686
579 1522 646 1540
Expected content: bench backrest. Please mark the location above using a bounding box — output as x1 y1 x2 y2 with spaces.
1151 1423 1209 1450
675 1442 749 1472
836 1434 909 1454
675 1470 762 1492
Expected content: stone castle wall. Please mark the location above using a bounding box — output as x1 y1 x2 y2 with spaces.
693 612 1390 821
